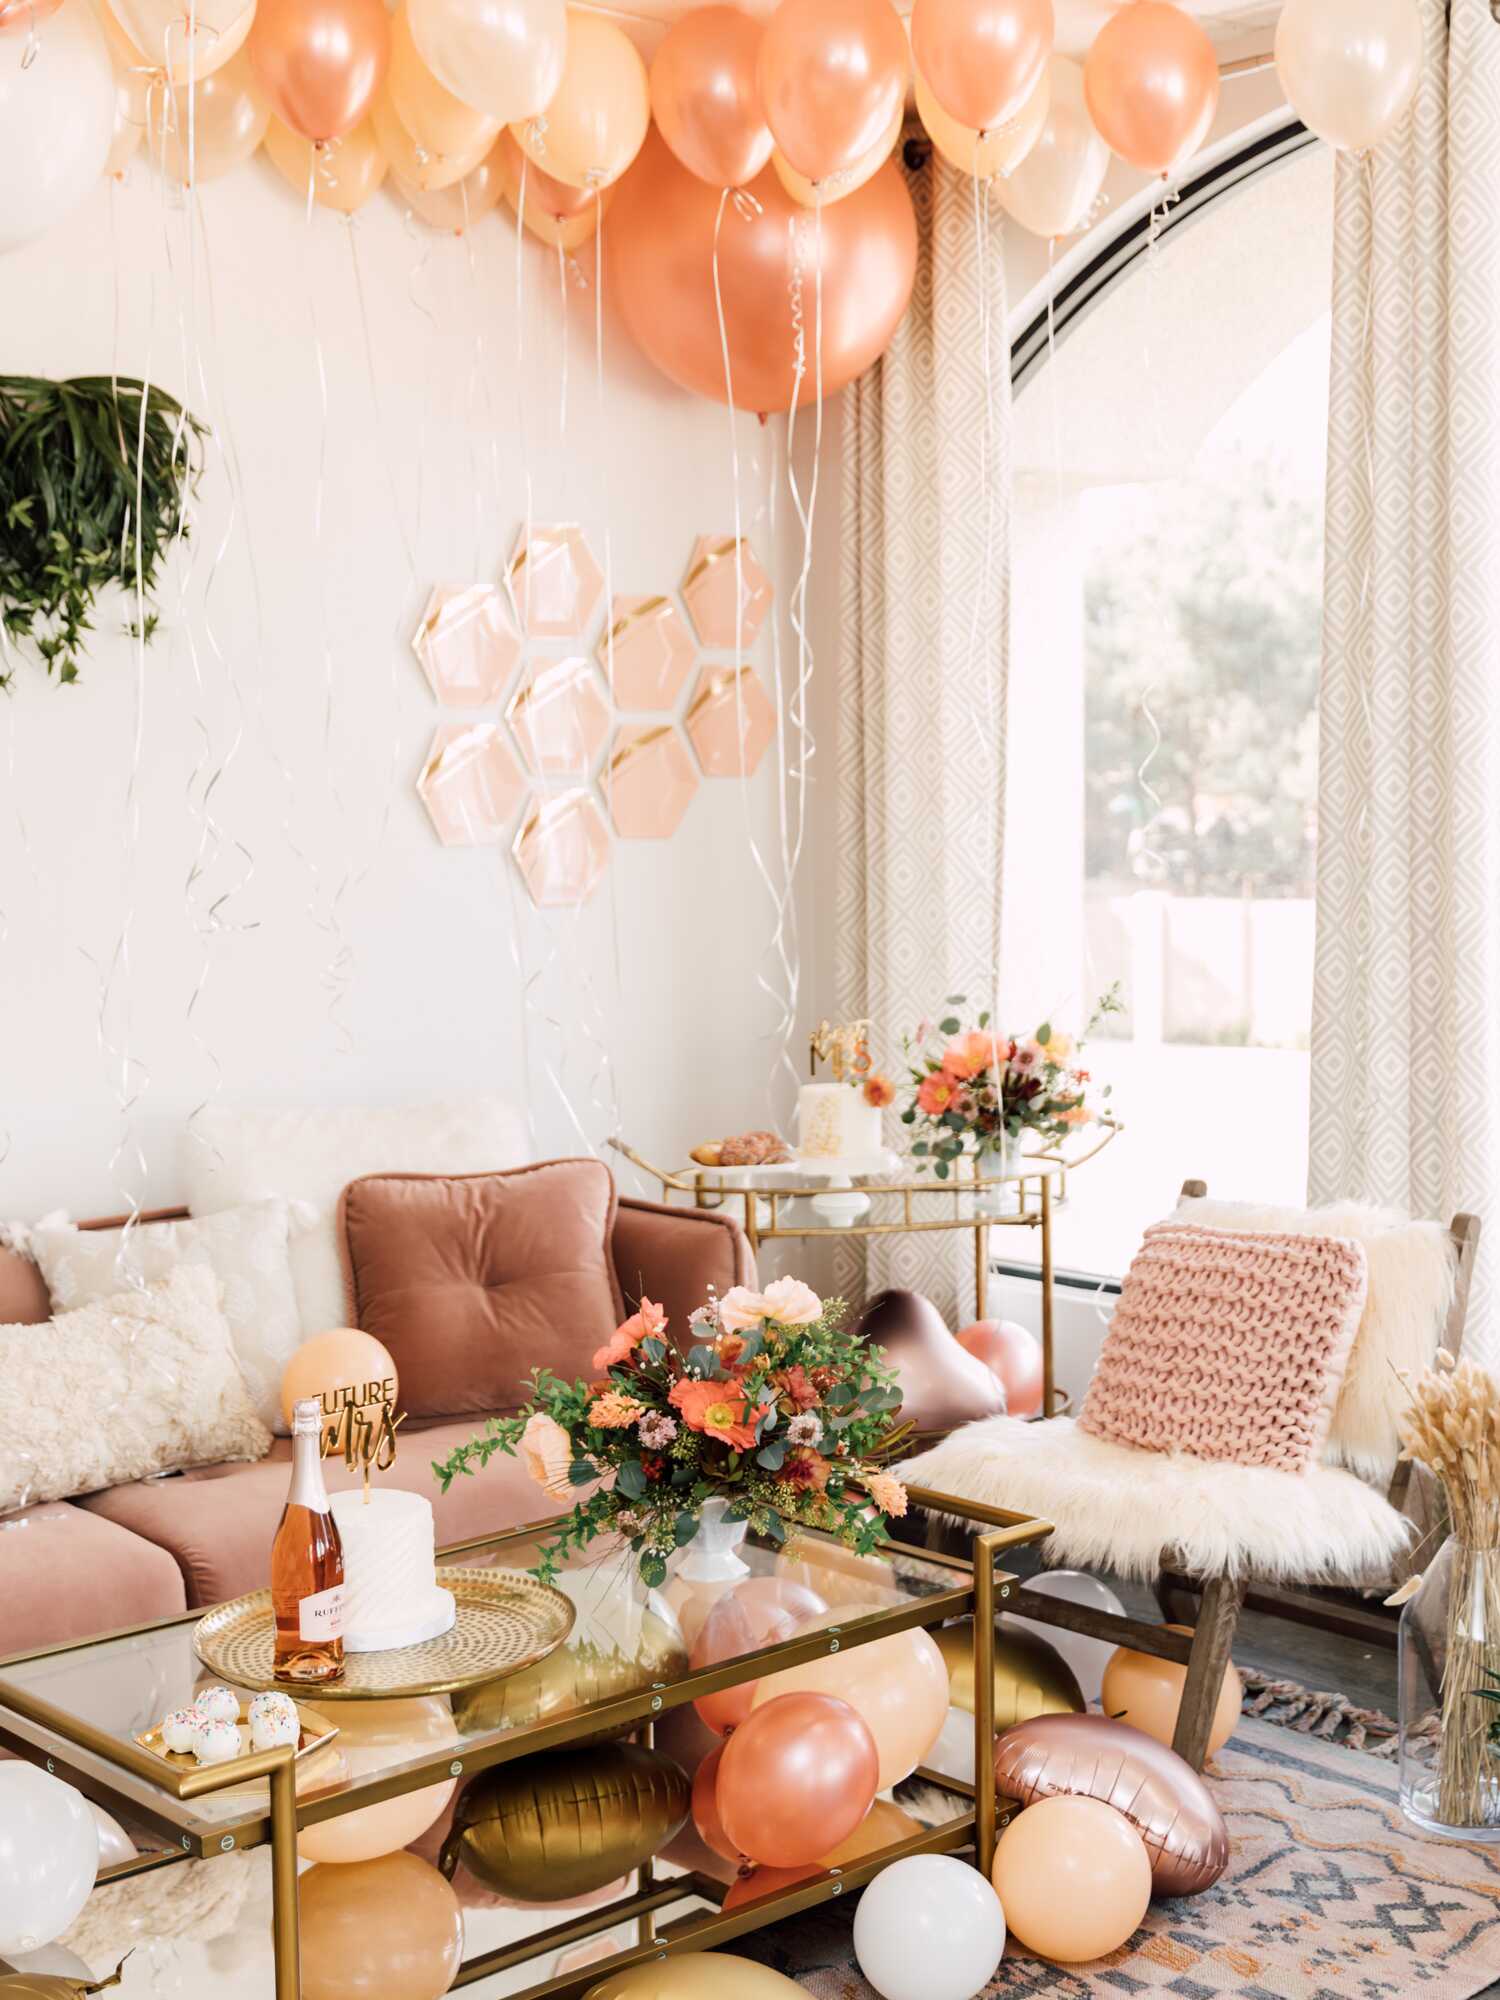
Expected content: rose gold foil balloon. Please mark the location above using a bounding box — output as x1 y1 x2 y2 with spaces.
756 0 908 185
993 1712 1229 1895
749 1618 948 1789
1083 0 1218 177
651 6 771 189
689 1576 827 1735
910 0 1051 136
914 59 1048 180
147 46 269 182
1274 0 1421 155
389 0 498 165
107 0 252 79
690 1743 737 1861
510 8 648 191
957 1317 1044 1417
853 1290 1006 1434
608 129 916 414
1101 1625 1241 1758
249 0 390 143
394 138 507 227
995 53 1107 237
265 112 388 207
408 0 565 125
992 1794 1152 1962
716 1692 878 1867
299 1853 464 2000
771 96 899 206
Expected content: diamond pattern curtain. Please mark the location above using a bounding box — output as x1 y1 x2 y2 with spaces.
835 146 1010 1322
1310 0 1500 1362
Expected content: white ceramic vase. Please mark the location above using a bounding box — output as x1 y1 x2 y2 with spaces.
676 1496 751 1583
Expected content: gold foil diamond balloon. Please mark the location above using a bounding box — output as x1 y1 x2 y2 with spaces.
507 658 613 778
416 723 527 846
506 525 605 640
598 594 696 709
411 585 522 706
681 535 773 649
685 665 776 777
513 789 612 907
605 724 699 839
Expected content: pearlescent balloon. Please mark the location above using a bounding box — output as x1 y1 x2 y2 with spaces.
853 1854 1006 2000
408 0 565 126
1010 1567 1127 1703
0 2 114 254
0 1767 98 1956
1274 0 1422 155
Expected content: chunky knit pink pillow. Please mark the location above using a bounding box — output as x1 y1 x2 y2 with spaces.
1079 1222 1368 1471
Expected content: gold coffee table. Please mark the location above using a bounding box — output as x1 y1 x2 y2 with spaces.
0 1493 1049 1999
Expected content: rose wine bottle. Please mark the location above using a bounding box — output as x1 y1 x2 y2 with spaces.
272 1397 346 1683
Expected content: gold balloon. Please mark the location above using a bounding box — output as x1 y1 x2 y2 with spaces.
935 1617 1086 1727
0 1964 127 1998
445 1744 689 1902
453 1613 687 1739
585 1954 808 1999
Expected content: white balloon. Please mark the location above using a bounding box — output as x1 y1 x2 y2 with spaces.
995 54 1108 241
1009 1569 1127 1705
90 1802 139 1870
0 1 114 254
7 1944 96 1978
1274 0 1422 155
0 1765 100 1954
853 1853 1006 2000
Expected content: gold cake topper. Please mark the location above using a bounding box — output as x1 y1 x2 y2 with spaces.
320 1376 404 1496
809 1018 872 1083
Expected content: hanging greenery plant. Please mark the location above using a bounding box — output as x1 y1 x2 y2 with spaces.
0 374 206 688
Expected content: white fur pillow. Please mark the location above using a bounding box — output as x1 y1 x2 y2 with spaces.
0 1264 271 1513
1175 1196 1456 1484
25 1201 299 1435
181 1098 530 1337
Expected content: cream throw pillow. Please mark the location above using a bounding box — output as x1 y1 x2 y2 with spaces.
0 1264 271 1513
27 1201 300 1434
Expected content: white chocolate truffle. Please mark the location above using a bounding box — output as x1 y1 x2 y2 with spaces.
250 1705 301 1752
248 1691 296 1730
160 1708 201 1755
194 1686 240 1727
193 1719 241 1766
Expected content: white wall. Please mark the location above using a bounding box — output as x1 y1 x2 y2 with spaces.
0 160 843 1221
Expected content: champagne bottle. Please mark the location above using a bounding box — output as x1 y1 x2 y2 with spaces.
271 1396 346 1682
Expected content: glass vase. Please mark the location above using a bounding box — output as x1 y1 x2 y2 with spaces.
972 1132 1024 1217
1398 1534 1500 1841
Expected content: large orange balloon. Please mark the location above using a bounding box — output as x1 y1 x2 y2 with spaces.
910 0 1052 136
716 1692 878 1867
297 1698 458 1865
757 0 908 185
280 1327 398 1430
249 0 390 143
651 6 772 190
719 1801 928 1908
748 1618 948 1790
689 1577 828 1735
1083 0 1218 177
608 129 916 416
1100 1626 1241 1757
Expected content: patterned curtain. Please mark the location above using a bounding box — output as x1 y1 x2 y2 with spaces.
1310 0 1500 1363
835 145 1010 1323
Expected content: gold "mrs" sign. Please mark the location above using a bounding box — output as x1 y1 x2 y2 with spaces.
320 1377 404 1490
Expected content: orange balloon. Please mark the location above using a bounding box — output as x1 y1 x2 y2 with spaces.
651 5 772 190
914 57 1048 180
719 1801 928 1907
106 0 252 79
716 1692 878 1867
1083 0 1218 176
748 1618 948 1789
298 1698 457 1866
371 78 492 189
991 1795 1151 1962
389 0 499 166
956 1318 1044 1417
393 138 508 227
1101 1627 1241 1757
0 0 60 30
249 0 390 143
689 1577 827 1735
299 1852 464 2000
495 127 610 245
510 8 648 191
97 0 149 177
910 0 1052 136
770 95 899 206
279 1326 398 1431
147 46 269 183
756 0 908 185
690 1744 737 1862
608 128 916 415
265 113 389 208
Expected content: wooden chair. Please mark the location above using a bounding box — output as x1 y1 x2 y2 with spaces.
910 1181 1481 1770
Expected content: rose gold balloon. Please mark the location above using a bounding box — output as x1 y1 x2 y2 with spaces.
265 113 389 209
853 1290 1006 1434
770 96 899 206
957 1317 1044 1417
690 1743 737 1861
993 1712 1229 1895
608 128 915 415
910 0 1051 136
393 139 507 228
0 0 60 33
299 1852 464 2000
914 58 1048 181
1083 0 1218 177
716 1692 878 1867
689 1577 828 1735
389 0 498 163
748 1617 949 1790
992 1794 1151 1963
249 0 390 143
1101 1625 1241 1758
756 0 908 185
651 5 771 189
719 1801 927 1908
148 46 269 183
495 127 610 245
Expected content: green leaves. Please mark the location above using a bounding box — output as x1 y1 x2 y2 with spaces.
615 1459 647 1500
939 1016 961 1036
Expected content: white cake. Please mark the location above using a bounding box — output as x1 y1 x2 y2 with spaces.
329 1488 456 1653
797 1081 884 1163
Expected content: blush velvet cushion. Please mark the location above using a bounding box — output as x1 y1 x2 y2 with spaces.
337 1161 627 1419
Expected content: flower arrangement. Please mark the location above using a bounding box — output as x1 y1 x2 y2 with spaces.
900 987 1121 1179
432 1277 911 1588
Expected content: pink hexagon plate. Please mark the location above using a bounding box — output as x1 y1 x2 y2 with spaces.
605 725 699 839
411 585 521 707
599 595 696 710
681 536 774 649
685 665 776 778
416 723 527 846
513 788 612 907
508 657 612 778
506 525 605 640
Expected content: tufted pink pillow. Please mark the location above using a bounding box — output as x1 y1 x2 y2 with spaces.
1079 1222 1368 1472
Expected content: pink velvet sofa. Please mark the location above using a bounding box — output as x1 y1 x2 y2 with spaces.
0 1195 753 1659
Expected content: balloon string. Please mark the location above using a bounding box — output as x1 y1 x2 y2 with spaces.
512 151 535 627
589 188 622 1144
556 235 570 453
782 214 822 1084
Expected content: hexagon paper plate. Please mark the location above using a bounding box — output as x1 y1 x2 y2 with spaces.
599 594 695 710
605 724 699 839
506 525 605 640
508 657 612 778
513 788 611 907
685 665 776 778
411 585 521 707
681 536 774 649
416 723 526 846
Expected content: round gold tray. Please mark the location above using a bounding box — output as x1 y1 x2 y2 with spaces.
193 1567 575 1700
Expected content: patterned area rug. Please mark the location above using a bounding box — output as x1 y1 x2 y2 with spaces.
733 1717 1500 1998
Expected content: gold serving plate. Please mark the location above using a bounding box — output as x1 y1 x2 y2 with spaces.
134 1699 340 1796
192 1567 575 1700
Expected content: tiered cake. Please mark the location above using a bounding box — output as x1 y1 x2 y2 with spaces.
328 1489 456 1652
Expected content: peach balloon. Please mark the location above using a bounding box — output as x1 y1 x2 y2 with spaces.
914 59 1047 181
510 9 648 191
1101 1627 1241 1758
689 1577 828 1735
748 1618 948 1789
720 1801 927 1907
716 1692 878 1867
393 138 507 227
771 96 899 206
279 1327 398 1433
147 46 269 182
991 1794 1151 1962
0 0 60 29
1083 0 1218 177
297 1698 458 1865
690 1744 737 1861
995 53 1107 237
299 1852 464 2000
371 79 492 189
97 0 149 176
408 0 565 126
1273 0 1421 156
249 0 390 143
608 130 916 414
956 1318 1044 1417
106 0 252 80
265 113 388 208
910 0 1051 136
389 0 499 166
495 128 611 245
651 5 772 189
757 0 908 185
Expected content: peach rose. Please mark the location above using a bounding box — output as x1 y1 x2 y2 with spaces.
761 1276 822 1326
518 1411 575 1501
717 1285 770 1335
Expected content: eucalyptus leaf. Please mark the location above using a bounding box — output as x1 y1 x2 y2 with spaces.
615 1459 647 1500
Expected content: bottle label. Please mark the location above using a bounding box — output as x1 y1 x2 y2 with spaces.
298 1583 346 1643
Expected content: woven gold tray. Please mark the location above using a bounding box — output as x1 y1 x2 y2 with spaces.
134 1701 341 1795
193 1567 575 1700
